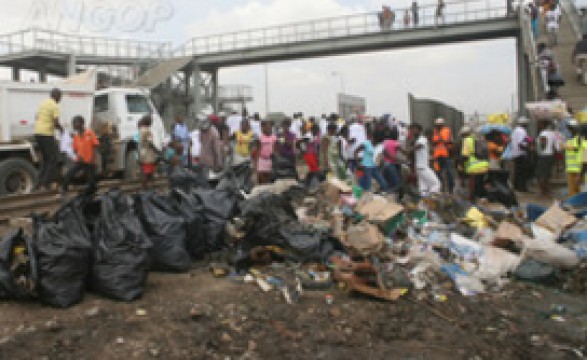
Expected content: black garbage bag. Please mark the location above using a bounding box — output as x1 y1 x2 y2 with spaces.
0 229 38 300
192 189 238 252
234 193 343 266
239 192 298 241
34 196 92 308
169 189 206 259
486 170 518 208
169 165 210 192
134 192 190 272
272 155 298 181
90 190 152 301
216 161 254 194
278 223 340 260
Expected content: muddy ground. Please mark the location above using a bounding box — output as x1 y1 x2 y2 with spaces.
0 181 585 360
0 260 585 360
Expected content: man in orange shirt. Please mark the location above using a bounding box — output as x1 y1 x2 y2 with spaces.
432 118 454 193
61 115 100 195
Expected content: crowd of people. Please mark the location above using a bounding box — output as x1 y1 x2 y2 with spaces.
527 0 562 45
151 102 587 204
28 85 587 204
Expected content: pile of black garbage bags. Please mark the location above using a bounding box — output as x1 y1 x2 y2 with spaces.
0 162 341 308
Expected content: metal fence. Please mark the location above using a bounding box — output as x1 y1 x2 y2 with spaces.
563 0 585 38
0 28 172 60
0 1 511 62
175 0 508 57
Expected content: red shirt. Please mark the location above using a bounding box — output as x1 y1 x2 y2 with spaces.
73 129 99 164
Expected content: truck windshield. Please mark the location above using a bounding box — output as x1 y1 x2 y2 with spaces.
126 95 151 113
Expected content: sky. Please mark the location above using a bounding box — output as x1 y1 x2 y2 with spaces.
0 0 518 120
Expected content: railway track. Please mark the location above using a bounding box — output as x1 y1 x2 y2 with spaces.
0 178 168 223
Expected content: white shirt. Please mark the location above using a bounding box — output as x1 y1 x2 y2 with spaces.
340 137 350 160
398 126 408 144
545 9 559 30
319 118 328 137
537 129 558 156
190 130 201 157
226 115 242 136
290 118 303 139
414 135 430 169
349 122 367 156
511 126 529 158
250 120 262 137
60 130 76 160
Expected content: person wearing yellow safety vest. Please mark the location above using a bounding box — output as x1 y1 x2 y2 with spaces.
461 126 489 201
564 120 584 196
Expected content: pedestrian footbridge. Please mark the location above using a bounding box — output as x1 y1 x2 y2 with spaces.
0 0 575 116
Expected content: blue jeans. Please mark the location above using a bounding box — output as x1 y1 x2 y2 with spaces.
436 157 455 193
531 19 539 39
359 166 389 192
382 163 402 193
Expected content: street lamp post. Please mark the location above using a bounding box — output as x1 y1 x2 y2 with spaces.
265 64 270 117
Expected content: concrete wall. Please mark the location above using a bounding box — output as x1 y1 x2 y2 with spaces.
408 93 464 136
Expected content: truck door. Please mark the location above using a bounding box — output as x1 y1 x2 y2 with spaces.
93 94 111 129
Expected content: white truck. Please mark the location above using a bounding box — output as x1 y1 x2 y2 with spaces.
0 72 165 195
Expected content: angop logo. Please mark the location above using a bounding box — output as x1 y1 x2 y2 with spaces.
24 0 174 33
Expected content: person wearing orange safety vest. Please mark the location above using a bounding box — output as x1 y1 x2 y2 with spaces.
432 118 455 193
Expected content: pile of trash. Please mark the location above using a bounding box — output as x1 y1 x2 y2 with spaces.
224 177 587 304
1 163 586 308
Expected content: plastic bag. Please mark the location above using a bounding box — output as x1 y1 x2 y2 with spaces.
169 165 210 192
449 233 484 262
90 191 152 301
192 189 238 252
34 197 92 308
520 233 579 269
514 258 558 284
441 263 485 296
216 161 254 194
0 229 38 300
169 189 206 258
474 246 521 282
134 192 191 272
235 193 342 265
485 170 518 208
272 155 298 181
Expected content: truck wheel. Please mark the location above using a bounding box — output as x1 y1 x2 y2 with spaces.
0 159 38 195
124 150 140 180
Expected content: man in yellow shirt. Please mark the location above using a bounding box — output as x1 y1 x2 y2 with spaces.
34 88 63 190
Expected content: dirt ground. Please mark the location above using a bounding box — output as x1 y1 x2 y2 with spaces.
0 261 585 360
1 183 586 360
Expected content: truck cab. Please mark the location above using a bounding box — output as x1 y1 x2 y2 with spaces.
0 81 166 195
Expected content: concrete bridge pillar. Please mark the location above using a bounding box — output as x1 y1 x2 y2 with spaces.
211 68 219 114
191 61 203 120
39 65 47 83
12 67 20 81
67 55 77 76
516 37 529 117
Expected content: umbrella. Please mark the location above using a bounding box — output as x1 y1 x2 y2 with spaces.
479 124 512 135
